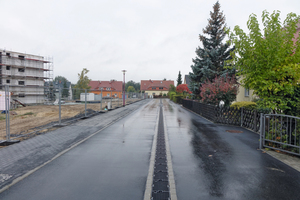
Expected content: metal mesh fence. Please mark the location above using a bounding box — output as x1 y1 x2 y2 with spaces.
0 85 146 143
261 114 300 156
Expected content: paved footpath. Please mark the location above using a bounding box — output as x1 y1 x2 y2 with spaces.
0 99 150 191
163 99 300 200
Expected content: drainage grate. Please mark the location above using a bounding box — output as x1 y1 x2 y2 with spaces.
151 191 170 200
152 106 170 200
153 179 169 191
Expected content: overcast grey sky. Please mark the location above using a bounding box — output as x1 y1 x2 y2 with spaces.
0 0 299 84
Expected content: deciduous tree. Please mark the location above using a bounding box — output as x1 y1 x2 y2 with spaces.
127 86 135 93
228 10 300 113
74 68 91 90
125 80 140 92
53 76 69 98
74 68 91 99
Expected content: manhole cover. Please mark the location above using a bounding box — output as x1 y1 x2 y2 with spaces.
226 130 243 133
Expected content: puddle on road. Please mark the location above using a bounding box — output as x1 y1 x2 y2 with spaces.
0 174 12 183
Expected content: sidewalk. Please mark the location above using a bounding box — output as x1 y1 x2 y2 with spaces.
0 99 149 191
180 104 300 173
266 150 300 172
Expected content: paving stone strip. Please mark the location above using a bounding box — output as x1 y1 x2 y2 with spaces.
144 99 177 200
0 99 149 191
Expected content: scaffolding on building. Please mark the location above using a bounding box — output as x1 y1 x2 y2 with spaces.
0 49 53 105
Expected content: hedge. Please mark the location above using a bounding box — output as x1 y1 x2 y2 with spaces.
230 101 257 110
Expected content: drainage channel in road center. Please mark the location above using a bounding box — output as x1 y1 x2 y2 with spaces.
152 105 169 199
144 99 177 200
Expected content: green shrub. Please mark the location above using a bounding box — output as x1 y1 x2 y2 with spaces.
256 107 272 114
169 92 176 100
24 112 34 116
230 101 257 110
163 93 167 97
172 95 183 103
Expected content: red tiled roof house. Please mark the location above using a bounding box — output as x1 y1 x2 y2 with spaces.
88 80 123 98
140 80 174 96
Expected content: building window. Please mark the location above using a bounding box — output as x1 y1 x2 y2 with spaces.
152 87 156 90
18 68 25 72
106 87 111 91
159 87 163 89
18 93 25 97
6 53 10 56
18 81 25 85
99 87 103 90
245 88 250 97
6 80 10 83
6 66 10 70
107 93 110 97
18 55 25 59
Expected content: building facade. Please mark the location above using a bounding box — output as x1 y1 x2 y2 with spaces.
140 80 174 96
89 80 123 98
0 49 53 104
184 75 191 87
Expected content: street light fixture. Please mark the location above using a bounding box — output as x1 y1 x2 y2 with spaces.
122 70 126 107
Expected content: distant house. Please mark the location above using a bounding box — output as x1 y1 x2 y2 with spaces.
235 84 256 102
88 80 123 98
140 80 174 97
184 75 191 87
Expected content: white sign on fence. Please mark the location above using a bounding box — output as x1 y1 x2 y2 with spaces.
80 93 95 101
0 91 11 110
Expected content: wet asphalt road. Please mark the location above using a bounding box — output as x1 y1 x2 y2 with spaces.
0 100 160 200
1 99 300 200
163 99 300 200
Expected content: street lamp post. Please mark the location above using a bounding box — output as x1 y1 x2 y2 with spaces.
122 70 126 107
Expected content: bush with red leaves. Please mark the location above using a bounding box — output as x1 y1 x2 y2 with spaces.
176 84 192 94
200 75 238 107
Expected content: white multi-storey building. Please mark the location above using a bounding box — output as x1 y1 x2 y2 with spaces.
0 49 53 104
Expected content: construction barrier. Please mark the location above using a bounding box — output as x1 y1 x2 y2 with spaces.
0 85 147 144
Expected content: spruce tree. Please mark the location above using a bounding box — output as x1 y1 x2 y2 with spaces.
177 71 182 86
189 1 235 97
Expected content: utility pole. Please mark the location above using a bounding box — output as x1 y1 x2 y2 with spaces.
122 70 126 107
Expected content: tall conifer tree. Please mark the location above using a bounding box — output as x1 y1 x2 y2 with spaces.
189 1 235 97
177 71 182 86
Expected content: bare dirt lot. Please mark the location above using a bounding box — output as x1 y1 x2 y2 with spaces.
0 99 139 141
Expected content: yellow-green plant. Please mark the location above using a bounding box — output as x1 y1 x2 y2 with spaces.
228 10 300 113
230 101 257 110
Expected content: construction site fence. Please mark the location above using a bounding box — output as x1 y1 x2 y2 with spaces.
0 85 147 143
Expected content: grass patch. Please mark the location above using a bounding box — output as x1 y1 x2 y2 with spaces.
0 115 6 120
23 112 34 116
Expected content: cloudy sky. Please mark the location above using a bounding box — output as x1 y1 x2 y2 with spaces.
0 0 299 84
